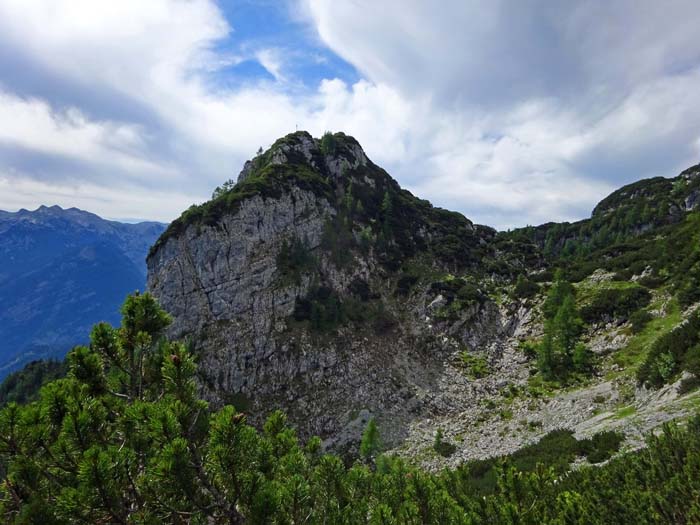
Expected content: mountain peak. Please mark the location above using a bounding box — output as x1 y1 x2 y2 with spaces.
150 129 484 261
237 130 369 184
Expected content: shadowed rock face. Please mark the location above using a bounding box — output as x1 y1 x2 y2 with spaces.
147 131 524 449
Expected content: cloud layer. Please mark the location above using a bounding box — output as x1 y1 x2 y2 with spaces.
0 0 699 228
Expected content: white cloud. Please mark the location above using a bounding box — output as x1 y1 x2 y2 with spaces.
300 0 700 227
255 48 287 82
0 91 182 183
0 0 699 229
0 168 194 223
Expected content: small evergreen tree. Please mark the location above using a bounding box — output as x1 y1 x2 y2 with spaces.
381 190 393 240
537 332 555 380
538 274 586 380
433 428 456 457
320 131 337 155
573 342 592 373
360 417 381 460
212 178 236 199
542 270 575 319
551 294 583 368
513 274 539 300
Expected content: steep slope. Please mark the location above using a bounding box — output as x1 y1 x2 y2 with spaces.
148 131 533 447
0 206 165 377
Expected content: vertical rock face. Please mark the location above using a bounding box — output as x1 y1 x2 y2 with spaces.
147 131 524 447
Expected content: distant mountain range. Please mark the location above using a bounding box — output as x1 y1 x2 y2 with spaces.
0 205 165 378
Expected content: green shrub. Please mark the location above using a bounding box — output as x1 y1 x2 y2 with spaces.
518 340 539 359
276 236 316 285
499 409 514 421
429 278 487 321
453 427 624 497
512 275 539 300
459 352 490 379
211 178 236 199
294 286 394 335
321 215 356 269
395 274 419 296
433 428 457 457
630 309 654 334
319 130 337 156
573 342 593 373
684 344 700 376
638 310 700 387
359 418 381 459
294 286 344 331
580 285 651 323
586 431 625 464
678 375 700 395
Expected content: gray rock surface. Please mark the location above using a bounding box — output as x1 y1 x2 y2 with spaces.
148 132 508 449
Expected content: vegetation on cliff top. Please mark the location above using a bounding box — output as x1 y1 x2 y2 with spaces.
149 131 511 277
503 163 700 260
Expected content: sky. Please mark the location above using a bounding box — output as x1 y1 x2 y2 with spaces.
0 1 699 229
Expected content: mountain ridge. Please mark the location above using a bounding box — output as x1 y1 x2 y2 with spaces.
0 205 166 378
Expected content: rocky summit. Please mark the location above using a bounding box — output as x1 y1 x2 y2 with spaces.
148 130 700 463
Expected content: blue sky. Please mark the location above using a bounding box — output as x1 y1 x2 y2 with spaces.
0 1 699 229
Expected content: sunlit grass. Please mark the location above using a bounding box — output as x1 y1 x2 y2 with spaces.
609 296 681 373
613 405 636 419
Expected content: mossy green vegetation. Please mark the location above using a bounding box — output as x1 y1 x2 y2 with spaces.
609 297 681 372
4 294 700 523
613 405 637 419
275 236 317 285
637 308 700 387
458 351 490 379
576 281 651 324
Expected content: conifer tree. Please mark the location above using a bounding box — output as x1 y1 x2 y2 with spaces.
538 274 586 379
360 417 381 460
381 190 393 239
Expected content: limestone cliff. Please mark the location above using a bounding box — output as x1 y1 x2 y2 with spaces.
147 131 529 448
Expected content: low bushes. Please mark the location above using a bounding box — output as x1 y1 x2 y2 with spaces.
580 284 651 323
637 310 700 387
